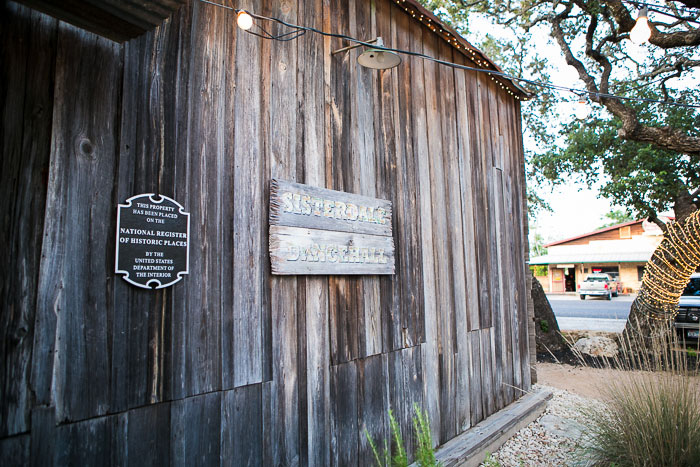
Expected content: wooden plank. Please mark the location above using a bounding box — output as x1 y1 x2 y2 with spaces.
330 361 359 467
437 44 472 435
261 0 299 422
0 433 30 467
221 384 263 467
301 0 330 463
172 0 226 397
165 0 194 401
1 3 56 437
326 0 365 372
262 1 300 458
403 345 424 456
468 331 483 427
229 0 264 388
424 31 457 444
30 407 56 467
512 100 533 391
373 0 402 355
390 0 424 349
270 179 392 237
112 20 177 413
270 225 395 275
170 392 221 466
55 414 114 466
452 55 480 333
358 354 389 466
414 24 441 446
329 276 360 364
480 328 495 418
495 93 516 405
471 73 492 329
452 54 478 434
120 402 172 467
352 0 383 360
33 21 121 423
388 346 424 460
434 390 552 467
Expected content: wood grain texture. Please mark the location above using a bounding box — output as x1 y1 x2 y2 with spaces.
1 0 534 464
424 31 457 444
414 21 441 448
35 21 122 424
221 384 263 467
330 361 359 467
301 0 331 464
230 0 265 389
262 1 300 463
0 433 30 467
270 178 393 237
112 19 174 414
358 354 389 466
170 392 221 466
0 3 57 437
270 225 395 275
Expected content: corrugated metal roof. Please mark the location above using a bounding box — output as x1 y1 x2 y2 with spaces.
529 251 652 265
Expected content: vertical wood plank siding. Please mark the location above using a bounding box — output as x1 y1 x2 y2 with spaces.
0 0 532 464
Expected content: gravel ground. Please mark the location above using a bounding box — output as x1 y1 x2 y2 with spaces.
480 385 600 467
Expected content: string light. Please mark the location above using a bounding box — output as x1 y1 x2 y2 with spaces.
195 0 700 110
637 211 700 321
630 7 652 44
236 10 253 31
574 95 591 120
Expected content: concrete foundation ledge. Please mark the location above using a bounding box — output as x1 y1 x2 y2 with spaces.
428 389 553 467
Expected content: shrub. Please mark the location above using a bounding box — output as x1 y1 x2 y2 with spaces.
581 324 700 466
539 319 549 333
530 265 548 277
365 405 442 467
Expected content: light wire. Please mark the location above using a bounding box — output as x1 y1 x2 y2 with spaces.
197 0 700 110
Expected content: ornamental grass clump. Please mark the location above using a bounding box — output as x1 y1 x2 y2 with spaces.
581 322 700 467
365 405 442 467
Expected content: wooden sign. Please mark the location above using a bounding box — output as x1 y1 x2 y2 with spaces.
115 193 190 288
269 179 394 275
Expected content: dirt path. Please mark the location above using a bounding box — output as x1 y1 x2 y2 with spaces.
537 361 700 400
537 362 630 400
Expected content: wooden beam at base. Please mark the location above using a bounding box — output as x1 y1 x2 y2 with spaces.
426 389 552 467
14 0 186 42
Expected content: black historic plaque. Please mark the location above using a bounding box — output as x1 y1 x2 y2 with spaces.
115 193 190 289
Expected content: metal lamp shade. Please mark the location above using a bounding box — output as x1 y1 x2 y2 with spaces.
357 48 401 70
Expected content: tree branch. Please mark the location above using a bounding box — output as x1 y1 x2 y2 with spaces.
603 0 700 48
549 2 700 155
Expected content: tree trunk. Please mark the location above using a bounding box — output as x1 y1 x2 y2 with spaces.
531 277 569 355
623 208 700 343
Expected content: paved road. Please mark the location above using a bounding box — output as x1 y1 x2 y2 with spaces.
546 294 634 332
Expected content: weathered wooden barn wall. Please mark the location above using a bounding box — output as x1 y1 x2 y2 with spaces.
0 0 531 465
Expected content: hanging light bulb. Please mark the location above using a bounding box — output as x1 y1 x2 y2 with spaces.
575 96 591 120
630 7 651 44
237 10 253 30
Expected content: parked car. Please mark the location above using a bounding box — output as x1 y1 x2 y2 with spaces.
578 273 619 300
674 272 700 342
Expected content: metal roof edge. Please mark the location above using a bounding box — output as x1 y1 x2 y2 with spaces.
543 219 645 248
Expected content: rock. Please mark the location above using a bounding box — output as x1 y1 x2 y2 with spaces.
573 336 618 357
539 414 586 440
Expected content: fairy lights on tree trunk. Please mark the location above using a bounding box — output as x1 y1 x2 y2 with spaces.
626 210 700 338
